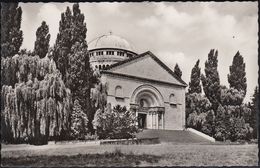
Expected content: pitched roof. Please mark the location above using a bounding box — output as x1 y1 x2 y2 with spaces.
102 51 187 86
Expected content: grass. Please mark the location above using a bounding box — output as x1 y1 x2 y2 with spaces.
2 148 161 167
1 143 258 167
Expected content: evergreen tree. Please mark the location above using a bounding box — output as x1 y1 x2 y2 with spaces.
53 3 96 132
201 49 221 112
220 86 244 106
188 59 202 94
34 21 50 58
214 105 229 141
228 51 247 99
174 63 182 78
53 3 87 85
201 110 215 136
249 86 258 139
70 100 88 139
1 3 23 58
53 6 72 82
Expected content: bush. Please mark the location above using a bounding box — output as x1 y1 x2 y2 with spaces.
70 100 88 140
93 104 138 139
186 93 212 131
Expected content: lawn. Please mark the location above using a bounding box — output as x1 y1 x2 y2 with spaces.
1 143 258 167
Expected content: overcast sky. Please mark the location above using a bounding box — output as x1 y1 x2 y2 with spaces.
20 2 258 102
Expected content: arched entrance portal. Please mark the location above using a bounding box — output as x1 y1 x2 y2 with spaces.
130 85 165 129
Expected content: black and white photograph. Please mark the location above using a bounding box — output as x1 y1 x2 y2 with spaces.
1 1 258 167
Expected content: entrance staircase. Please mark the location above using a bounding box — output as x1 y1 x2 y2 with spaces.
136 129 213 144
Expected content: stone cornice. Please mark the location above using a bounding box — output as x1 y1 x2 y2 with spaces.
102 71 187 88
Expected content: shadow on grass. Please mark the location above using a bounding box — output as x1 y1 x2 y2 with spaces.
2 148 162 167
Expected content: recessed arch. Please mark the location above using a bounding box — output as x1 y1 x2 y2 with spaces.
131 84 164 107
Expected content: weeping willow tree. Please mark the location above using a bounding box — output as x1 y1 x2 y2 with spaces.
1 53 72 144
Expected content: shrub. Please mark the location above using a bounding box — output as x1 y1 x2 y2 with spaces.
93 104 138 139
70 100 88 140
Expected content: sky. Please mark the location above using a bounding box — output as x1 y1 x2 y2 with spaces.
20 2 258 102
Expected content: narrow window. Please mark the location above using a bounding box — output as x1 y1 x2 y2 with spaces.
115 86 123 98
169 94 177 107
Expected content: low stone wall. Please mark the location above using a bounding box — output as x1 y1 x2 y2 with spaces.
50 140 100 145
100 137 160 145
187 128 215 142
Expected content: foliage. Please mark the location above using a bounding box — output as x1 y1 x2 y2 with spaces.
186 93 211 117
220 86 244 106
248 86 258 139
93 104 138 139
214 104 252 141
188 59 202 94
174 63 182 78
1 53 72 144
201 110 215 136
214 105 230 141
53 3 87 85
201 49 221 112
34 21 50 58
70 100 88 140
227 51 247 98
52 3 96 132
1 3 23 58
187 112 207 131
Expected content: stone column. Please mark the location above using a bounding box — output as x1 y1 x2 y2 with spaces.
155 113 158 129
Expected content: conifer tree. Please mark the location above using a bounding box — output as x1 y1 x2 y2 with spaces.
53 3 95 132
1 3 23 58
53 3 87 85
188 59 202 94
70 100 88 139
34 21 50 58
227 51 247 99
174 63 182 78
53 6 72 82
201 110 215 136
201 49 221 112
249 86 258 139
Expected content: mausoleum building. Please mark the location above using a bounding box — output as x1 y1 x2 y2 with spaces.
88 33 187 130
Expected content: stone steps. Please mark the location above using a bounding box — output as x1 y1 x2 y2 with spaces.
136 129 213 144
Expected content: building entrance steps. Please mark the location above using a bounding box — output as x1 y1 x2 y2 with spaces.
136 129 214 144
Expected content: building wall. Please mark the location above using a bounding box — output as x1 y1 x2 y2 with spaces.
101 73 186 130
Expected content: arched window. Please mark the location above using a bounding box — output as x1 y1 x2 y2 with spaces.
169 94 177 105
95 65 98 69
115 86 123 98
102 65 105 69
99 65 101 69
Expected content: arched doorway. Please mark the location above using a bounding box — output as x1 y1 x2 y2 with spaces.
130 85 165 129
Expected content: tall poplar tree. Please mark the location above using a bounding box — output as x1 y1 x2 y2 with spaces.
227 51 247 98
34 21 50 58
53 3 95 132
174 63 182 78
53 6 72 82
1 3 23 58
188 59 202 94
201 49 221 112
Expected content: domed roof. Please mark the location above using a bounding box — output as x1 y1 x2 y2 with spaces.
88 32 135 52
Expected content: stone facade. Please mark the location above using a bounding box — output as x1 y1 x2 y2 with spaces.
100 51 187 130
